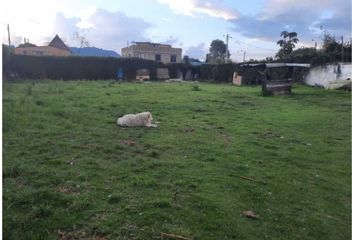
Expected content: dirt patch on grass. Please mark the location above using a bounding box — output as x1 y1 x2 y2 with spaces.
262 131 281 138
219 132 230 147
120 140 137 146
58 230 106 240
82 143 104 150
56 186 80 195
183 127 195 133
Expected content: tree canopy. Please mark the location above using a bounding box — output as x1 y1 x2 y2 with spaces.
206 39 228 64
276 31 299 59
183 55 201 64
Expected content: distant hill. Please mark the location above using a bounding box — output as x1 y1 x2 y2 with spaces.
70 47 120 58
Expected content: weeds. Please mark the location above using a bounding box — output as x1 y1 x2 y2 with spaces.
192 85 201 91
26 85 32 96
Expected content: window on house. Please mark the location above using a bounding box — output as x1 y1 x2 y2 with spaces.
155 54 161 62
138 53 145 59
170 55 177 63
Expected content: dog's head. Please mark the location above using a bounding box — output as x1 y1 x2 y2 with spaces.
141 112 152 123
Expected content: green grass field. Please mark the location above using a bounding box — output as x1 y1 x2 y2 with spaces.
3 80 351 239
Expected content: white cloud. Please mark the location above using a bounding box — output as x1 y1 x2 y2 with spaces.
161 17 173 22
77 6 98 29
157 0 238 20
230 0 351 43
2 7 153 53
160 36 179 45
82 9 152 51
2 0 59 46
260 0 332 20
185 43 206 60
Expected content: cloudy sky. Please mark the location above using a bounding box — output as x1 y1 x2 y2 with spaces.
1 0 352 61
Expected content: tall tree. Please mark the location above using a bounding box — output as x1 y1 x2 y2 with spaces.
276 31 299 59
183 55 201 64
73 31 90 53
182 55 190 64
206 39 228 64
322 32 337 50
321 32 351 62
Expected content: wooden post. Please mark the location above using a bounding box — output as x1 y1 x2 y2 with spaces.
341 36 344 62
261 69 268 95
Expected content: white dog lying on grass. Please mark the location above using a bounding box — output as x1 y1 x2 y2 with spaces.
117 112 157 127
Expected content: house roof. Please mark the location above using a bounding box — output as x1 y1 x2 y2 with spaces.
190 61 205 66
17 42 37 48
48 35 70 52
132 42 172 47
241 63 310 68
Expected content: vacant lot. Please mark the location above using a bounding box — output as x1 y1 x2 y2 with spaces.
3 80 351 239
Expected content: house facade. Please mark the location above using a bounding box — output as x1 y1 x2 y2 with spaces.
121 42 182 63
14 35 71 57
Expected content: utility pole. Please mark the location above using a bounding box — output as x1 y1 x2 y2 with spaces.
312 39 317 50
223 34 232 63
7 24 11 47
341 35 344 62
243 51 246 62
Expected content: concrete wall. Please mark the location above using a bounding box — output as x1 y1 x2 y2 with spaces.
304 63 352 89
121 43 182 63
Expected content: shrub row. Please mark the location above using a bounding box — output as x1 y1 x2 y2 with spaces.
2 44 321 84
5 53 164 80
3 52 239 82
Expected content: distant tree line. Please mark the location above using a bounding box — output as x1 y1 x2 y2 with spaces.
274 30 352 64
3 27 351 83
198 30 351 65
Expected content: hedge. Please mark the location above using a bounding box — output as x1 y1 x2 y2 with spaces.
4 53 164 81
3 52 238 82
2 44 314 84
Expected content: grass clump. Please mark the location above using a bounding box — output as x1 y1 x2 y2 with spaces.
192 85 201 91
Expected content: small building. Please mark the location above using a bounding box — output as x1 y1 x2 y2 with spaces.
305 63 352 89
14 35 71 57
232 72 243 86
121 42 182 64
241 63 310 96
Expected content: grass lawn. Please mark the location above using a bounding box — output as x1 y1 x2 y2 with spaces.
3 80 351 239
